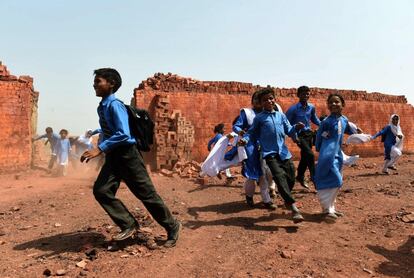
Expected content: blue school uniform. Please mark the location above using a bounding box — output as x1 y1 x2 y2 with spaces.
54 138 71 164
372 125 396 160
244 110 297 159
285 102 321 133
35 133 60 153
97 94 136 153
207 133 223 151
314 114 355 190
233 109 262 181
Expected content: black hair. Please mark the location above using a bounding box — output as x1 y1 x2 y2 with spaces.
59 129 68 135
251 91 259 104
214 123 225 134
256 88 275 102
45 127 53 133
327 93 345 107
297 86 310 97
94 68 122 93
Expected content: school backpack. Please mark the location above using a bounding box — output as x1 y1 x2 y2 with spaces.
124 105 155 152
111 99 155 152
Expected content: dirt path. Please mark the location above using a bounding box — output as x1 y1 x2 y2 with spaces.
0 156 413 277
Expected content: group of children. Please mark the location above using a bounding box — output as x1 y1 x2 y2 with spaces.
206 86 404 223
33 127 100 176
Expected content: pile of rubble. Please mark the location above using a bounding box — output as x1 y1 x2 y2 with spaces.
153 95 195 170
159 160 201 179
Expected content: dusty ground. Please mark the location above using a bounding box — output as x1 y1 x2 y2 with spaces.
0 155 413 278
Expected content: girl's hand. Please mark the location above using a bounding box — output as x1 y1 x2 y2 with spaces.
238 139 247 146
295 122 305 130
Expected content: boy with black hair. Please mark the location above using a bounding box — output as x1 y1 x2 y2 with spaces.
33 127 60 171
240 88 305 222
81 68 180 247
286 86 321 189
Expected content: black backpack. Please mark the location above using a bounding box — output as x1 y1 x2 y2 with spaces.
111 99 154 152
124 105 155 152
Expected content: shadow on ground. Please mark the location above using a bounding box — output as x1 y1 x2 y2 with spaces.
14 231 106 257
367 236 414 278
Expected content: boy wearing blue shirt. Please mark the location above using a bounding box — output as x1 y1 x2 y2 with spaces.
286 86 321 189
81 68 180 247
240 88 305 222
33 127 60 171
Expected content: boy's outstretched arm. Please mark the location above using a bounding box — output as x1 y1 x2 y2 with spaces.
80 148 102 163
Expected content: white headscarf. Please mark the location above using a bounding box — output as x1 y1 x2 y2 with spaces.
389 114 404 151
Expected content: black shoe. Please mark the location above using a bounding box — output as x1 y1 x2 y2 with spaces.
264 202 277 211
388 165 397 170
113 223 138 241
246 196 254 207
164 221 181 248
296 177 310 189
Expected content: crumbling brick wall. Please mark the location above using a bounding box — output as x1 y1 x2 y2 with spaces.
0 62 39 173
133 73 414 163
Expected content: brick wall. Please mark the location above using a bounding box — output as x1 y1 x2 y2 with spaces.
0 62 39 173
134 73 414 163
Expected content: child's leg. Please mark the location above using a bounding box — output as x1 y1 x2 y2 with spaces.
317 188 339 214
263 160 276 195
265 155 296 205
244 179 256 197
119 146 176 232
48 154 57 170
258 175 272 204
296 133 315 182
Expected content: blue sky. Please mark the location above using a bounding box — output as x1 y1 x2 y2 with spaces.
2 0 413 135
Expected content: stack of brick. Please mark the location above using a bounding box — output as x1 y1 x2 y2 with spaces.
153 95 195 170
0 62 39 173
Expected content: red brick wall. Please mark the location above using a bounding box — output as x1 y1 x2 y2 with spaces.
0 63 39 173
134 73 414 162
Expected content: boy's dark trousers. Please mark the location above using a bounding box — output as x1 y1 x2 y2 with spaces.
265 154 296 205
93 144 176 231
296 130 315 182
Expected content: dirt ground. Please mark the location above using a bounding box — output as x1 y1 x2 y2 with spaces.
0 155 413 278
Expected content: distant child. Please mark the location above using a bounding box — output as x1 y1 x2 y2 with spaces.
32 127 60 171
286 86 321 189
54 129 71 176
80 68 180 247
208 123 233 179
233 91 276 210
240 88 305 222
314 94 358 222
371 114 404 174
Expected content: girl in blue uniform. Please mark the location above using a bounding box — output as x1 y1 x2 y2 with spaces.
233 92 275 210
314 94 358 222
207 123 233 179
371 114 404 174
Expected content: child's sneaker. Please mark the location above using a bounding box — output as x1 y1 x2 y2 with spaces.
325 212 338 223
264 202 276 211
